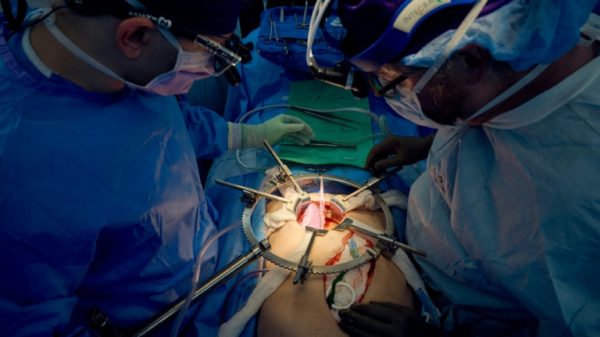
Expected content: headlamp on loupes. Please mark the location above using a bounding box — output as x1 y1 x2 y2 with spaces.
306 0 370 98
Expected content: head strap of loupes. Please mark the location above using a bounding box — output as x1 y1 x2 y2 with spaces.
65 0 252 83
306 0 509 94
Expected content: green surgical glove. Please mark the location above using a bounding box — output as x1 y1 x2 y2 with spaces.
228 114 314 149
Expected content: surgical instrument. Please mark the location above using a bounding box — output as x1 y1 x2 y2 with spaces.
264 139 303 193
336 218 427 257
341 166 403 201
215 179 288 202
281 140 357 149
293 227 327 284
295 109 359 129
131 241 271 337
297 1 309 29
270 20 278 41
303 1 309 26
294 106 360 124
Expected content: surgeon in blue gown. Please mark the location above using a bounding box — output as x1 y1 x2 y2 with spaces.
0 0 313 336
322 1 600 337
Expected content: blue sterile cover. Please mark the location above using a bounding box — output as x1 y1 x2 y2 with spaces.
256 6 345 75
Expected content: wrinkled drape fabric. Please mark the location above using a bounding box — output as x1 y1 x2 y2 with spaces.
406 56 600 336
0 21 229 336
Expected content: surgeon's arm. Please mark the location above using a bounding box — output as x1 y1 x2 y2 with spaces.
179 101 314 159
179 100 230 159
365 134 435 174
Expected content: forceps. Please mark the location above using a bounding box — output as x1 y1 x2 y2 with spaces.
261 17 286 46
281 140 357 149
293 108 359 129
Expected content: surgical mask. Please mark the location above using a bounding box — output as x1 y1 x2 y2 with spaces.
383 82 448 130
385 62 549 130
44 15 215 95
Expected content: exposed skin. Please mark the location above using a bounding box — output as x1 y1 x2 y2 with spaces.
29 0 231 93
358 30 600 337
366 41 600 173
466 42 599 124
257 193 413 337
418 43 600 124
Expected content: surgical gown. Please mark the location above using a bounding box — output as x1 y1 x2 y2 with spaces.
406 55 600 336
0 22 232 336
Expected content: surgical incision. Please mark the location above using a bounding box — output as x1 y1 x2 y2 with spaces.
296 199 344 230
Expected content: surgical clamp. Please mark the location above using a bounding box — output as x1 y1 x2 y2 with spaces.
336 218 427 257
293 227 327 284
264 139 303 193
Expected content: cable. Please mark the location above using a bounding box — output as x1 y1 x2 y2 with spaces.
235 148 272 171
20 5 68 31
219 269 269 324
170 222 240 337
1 5 67 39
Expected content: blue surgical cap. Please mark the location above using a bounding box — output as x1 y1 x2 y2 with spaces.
403 0 600 71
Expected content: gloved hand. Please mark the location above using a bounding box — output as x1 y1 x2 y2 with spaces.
238 114 314 149
365 134 434 174
339 302 440 337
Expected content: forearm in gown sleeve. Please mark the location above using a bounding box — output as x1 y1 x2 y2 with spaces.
178 101 230 160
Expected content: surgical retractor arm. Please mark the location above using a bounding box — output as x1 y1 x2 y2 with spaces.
132 242 269 337
293 228 326 284
216 179 289 203
341 166 403 201
263 139 303 193
338 218 427 257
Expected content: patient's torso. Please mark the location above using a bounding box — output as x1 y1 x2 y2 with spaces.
257 195 414 337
